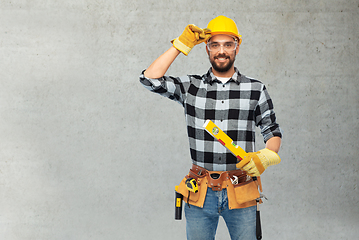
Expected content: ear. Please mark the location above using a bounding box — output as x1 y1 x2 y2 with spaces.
206 45 209 55
235 45 240 55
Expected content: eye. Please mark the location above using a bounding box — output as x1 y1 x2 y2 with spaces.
210 43 219 49
225 42 234 48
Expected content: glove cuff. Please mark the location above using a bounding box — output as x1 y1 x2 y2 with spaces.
236 154 251 169
251 154 265 175
172 38 192 56
259 148 281 168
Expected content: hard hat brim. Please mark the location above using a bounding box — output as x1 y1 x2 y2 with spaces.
206 32 242 45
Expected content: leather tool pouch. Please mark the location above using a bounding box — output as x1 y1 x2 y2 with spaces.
176 169 208 208
233 178 260 205
177 165 262 209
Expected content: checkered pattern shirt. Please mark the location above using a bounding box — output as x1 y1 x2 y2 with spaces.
140 68 282 171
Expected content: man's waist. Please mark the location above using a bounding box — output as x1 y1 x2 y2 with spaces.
189 164 249 191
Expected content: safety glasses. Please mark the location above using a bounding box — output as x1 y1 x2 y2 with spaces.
207 41 238 52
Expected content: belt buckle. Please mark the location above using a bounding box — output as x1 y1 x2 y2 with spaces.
210 173 220 179
209 172 224 191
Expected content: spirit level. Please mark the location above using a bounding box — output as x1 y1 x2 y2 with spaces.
203 120 248 160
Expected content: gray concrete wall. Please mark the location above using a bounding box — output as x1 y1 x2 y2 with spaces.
1 1 358 239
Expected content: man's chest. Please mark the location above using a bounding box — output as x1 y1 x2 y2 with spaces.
184 83 260 114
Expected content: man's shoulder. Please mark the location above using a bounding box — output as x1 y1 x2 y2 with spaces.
179 73 206 84
188 74 204 80
238 74 266 92
240 74 263 84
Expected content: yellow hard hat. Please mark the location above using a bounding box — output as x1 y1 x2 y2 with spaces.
207 15 242 45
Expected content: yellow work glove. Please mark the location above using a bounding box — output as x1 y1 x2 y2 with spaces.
172 24 211 56
236 148 281 176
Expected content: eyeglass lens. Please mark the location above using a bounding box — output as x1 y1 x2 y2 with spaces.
207 42 237 51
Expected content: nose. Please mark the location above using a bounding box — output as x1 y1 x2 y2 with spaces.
218 45 225 53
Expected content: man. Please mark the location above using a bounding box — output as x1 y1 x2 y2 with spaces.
140 15 282 240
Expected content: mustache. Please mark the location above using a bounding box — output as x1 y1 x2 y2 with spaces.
214 54 230 58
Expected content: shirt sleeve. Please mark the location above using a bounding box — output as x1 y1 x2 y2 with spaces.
255 84 283 143
139 70 189 106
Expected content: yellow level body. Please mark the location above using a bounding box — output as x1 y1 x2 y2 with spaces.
203 120 248 160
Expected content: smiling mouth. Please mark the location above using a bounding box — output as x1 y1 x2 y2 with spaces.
215 57 229 62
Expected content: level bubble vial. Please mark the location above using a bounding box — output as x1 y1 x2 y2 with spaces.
212 127 219 135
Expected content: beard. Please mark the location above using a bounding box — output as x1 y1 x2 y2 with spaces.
209 53 236 73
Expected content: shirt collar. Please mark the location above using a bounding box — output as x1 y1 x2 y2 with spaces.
204 67 242 85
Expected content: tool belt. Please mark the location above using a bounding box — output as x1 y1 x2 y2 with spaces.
177 164 262 209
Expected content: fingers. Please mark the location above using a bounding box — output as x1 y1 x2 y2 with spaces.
236 153 254 168
242 163 260 176
189 24 211 41
194 31 200 40
188 24 203 33
200 28 211 39
237 154 261 176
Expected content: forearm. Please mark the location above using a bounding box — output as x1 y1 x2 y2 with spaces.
265 136 281 153
144 46 181 79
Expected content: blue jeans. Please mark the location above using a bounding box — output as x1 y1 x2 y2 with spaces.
185 188 256 240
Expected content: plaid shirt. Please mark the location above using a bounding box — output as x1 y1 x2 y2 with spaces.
140 68 282 171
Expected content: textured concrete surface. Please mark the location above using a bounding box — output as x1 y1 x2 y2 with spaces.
0 1 358 239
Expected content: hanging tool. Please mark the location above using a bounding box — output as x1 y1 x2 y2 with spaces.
256 194 267 239
175 186 183 220
256 199 262 239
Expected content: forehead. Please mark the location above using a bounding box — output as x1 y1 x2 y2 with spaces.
209 34 236 42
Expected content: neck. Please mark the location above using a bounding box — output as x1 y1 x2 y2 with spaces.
212 66 235 78
215 76 231 84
